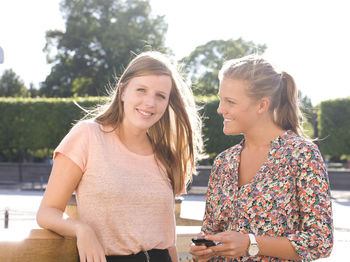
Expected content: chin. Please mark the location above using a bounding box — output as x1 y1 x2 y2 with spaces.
223 128 241 136
223 129 233 136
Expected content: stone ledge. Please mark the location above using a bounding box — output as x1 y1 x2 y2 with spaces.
0 227 198 261
0 228 78 262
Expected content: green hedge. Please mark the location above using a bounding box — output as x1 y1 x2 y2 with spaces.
2 97 349 163
318 97 350 158
0 97 243 163
0 97 107 161
197 96 242 162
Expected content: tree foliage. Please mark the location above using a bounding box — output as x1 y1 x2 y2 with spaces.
0 69 27 97
181 38 267 96
298 90 314 139
298 90 313 122
40 0 168 97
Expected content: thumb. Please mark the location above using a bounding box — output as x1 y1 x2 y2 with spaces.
197 232 205 237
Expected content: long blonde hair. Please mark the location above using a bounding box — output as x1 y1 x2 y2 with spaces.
94 51 203 195
219 55 305 136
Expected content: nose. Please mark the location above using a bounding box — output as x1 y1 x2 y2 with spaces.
144 94 156 107
217 101 224 115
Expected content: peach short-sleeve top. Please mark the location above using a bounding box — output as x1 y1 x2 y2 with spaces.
54 120 175 255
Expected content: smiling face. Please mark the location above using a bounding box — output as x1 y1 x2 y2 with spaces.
120 74 172 133
217 78 260 136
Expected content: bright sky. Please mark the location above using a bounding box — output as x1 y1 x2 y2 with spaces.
1 0 349 105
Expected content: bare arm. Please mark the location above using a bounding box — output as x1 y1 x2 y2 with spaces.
168 245 178 262
256 235 301 261
205 232 301 261
36 153 106 262
37 153 82 236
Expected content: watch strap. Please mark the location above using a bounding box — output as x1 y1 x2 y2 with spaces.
247 233 259 256
248 233 257 245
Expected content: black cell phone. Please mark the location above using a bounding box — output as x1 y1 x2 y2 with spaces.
192 237 216 247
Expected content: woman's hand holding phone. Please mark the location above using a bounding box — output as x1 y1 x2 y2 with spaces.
192 237 216 247
189 233 216 262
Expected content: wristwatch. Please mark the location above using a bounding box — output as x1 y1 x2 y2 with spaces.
247 233 259 256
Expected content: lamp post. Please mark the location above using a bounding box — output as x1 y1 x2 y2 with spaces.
4 208 9 228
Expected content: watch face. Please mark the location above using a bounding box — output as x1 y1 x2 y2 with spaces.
248 245 259 256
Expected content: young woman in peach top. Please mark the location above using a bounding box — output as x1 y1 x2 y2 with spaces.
37 51 203 262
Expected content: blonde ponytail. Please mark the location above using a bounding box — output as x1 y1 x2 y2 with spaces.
273 72 304 136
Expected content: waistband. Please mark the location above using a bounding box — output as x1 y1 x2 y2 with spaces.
106 249 171 262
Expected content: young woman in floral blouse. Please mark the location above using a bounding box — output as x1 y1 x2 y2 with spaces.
190 55 333 261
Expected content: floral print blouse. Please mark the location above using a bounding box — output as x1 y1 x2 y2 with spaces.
201 131 333 261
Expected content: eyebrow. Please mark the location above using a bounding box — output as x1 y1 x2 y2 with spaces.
136 83 170 95
218 93 236 101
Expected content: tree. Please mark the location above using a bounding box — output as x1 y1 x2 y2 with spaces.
298 90 314 138
40 0 168 97
28 83 40 98
0 69 27 97
298 90 313 122
181 38 267 96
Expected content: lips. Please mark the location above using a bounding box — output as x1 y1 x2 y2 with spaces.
137 108 153 117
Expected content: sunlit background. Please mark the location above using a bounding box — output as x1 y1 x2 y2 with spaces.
0 2 349 260
0 0 349 105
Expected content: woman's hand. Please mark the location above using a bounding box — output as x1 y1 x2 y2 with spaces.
189 232 215 262
205 231 250 259
76 223 107 262
189 244 215 262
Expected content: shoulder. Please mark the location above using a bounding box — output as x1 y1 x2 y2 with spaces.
62 119 104 144
282 131 320 157
292 133 317 150
71 119 101 134
282 131 326 172
212 141 242 169
216 143 241 161
290 134 319 153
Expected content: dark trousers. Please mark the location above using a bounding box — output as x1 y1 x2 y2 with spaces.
106 249 172 262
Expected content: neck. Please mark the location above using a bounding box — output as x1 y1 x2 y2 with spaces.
244 117 285 150
116 124 151 153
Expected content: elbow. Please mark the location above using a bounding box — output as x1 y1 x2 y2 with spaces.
36 208 45 228
307 237 334 261
293 253 303 262
36 206 51 229
317 231 334 259
319 241 334 259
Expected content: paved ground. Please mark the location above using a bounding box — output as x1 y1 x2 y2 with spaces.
0 188 349 261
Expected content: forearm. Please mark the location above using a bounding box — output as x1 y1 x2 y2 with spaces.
256 235 301 261
36 206 85 238
168 245 178 262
